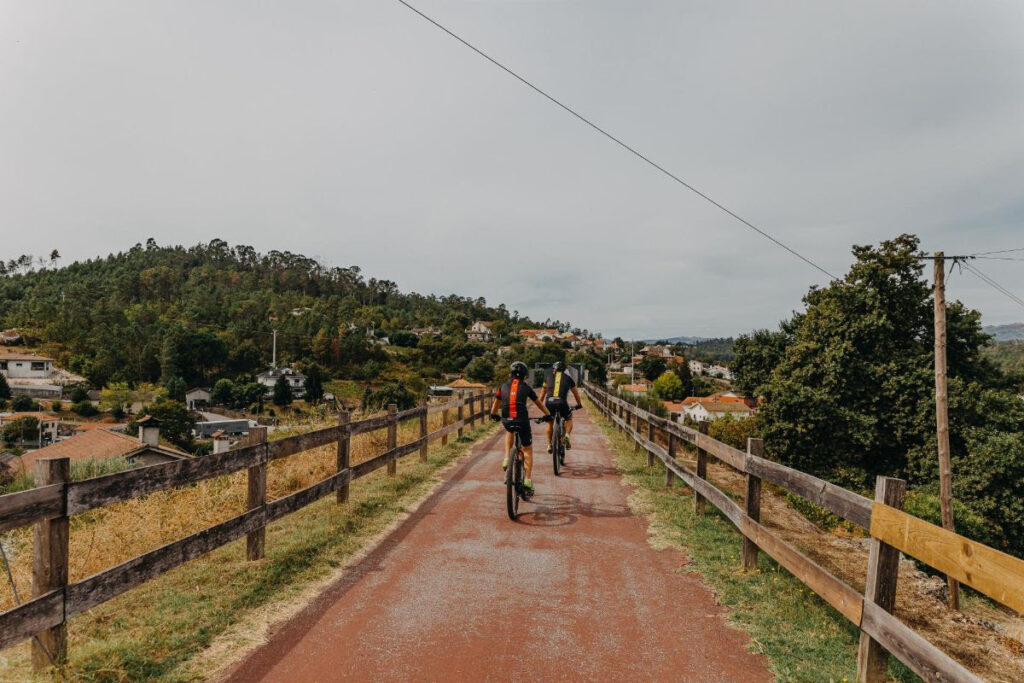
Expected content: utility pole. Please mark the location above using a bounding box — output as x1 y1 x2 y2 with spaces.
272 329 278 369
933 252 961 610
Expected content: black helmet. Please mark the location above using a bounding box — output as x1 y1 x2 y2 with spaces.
510 361 528 379
552 361 565 372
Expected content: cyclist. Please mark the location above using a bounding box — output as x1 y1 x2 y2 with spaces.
490 361 551 496
538 361 584 453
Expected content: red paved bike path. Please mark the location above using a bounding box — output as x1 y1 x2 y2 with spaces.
225 409 772 682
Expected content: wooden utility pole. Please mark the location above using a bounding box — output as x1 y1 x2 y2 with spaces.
933 252 961 610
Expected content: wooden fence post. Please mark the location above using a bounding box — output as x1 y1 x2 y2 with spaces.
337 410 351 504
646 418 655 466
419 401 428 462
694 421 708 516
32 457 69 672
386 404 398 476
743 437 764 572
457 398 465 440
245 426 268 561
857 476 907 682
441 405 451 447
666 432 676 488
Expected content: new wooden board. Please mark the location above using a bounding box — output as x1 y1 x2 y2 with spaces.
870 503 1024 613
859 601 980 683
742 517 864 625
0 590 63 650
746 455 873 530
0 485 63 533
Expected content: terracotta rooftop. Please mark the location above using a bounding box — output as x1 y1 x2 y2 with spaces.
447 378 488 389
17 428 187 473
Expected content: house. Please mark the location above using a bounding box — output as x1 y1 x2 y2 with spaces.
193 419 253 438
683 401 754 422
446 378 489 394
0 412 60 446
707 364 734 380
663 401 687 419
689 360 706 375
518 329 559 342
13 417 189 475
679 393 756 409
256 367 306 398
620 383 650 396
642 345 672 358
185 387 212 410
465 321 494 342
0 352 87 399
411 327 442 337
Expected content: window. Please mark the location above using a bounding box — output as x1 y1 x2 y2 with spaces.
0 361 6 370
31 362 46 372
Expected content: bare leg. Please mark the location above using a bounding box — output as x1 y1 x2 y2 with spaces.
566 418 574 435
522 445 534 479
545 421 553 447
504 431 514 460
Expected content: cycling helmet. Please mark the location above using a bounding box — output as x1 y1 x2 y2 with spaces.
510 361 528 379
552 361 565 372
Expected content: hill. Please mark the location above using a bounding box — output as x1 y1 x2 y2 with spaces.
643 335 708 345
983 322 1024 341
0 239 556 392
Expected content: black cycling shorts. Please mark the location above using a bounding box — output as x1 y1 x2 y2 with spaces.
502 417 533 447
545 398 573 420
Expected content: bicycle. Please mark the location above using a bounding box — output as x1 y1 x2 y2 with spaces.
549 406 576 477
498 415 551 520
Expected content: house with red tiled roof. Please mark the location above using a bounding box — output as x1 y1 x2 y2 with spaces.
683 401 755 422
446 378 488 393
13 419 188 476
0 412 60 445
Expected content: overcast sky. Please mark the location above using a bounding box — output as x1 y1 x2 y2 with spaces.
2 1 1023 339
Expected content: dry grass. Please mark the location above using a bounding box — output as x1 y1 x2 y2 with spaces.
0 409 455 609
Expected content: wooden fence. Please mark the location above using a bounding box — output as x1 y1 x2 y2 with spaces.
584 382 1024 683
0 392 489 670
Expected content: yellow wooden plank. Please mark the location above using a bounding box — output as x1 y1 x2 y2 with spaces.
870 503 1024 614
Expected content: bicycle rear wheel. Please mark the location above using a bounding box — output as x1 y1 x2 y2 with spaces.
552 420 561 476
506 443 520 520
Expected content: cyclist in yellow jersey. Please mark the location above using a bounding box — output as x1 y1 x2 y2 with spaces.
538 361 584 452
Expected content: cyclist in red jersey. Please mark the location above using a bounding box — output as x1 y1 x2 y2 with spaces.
490 361 551 496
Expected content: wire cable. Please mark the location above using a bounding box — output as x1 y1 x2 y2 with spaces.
393 0 841 282
970 247 1024 256
962 261 1024 310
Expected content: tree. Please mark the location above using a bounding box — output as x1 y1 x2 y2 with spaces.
164 376 187 402
637 356 667 382
651 371 685 400
364 382 417 411
273 375 293 406
211 378 236 405
672 361 694 397
99 382 133 414
134 398 195 450
232 382 265 410
2 417 39 445
464 356 495 384
0 374 9 400
11 395 34 411
303 363 326 403
390 331 419 348
732 327 793 396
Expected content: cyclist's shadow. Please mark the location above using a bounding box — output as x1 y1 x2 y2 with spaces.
515 494 632 527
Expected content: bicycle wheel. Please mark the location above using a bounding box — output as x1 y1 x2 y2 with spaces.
506 443 520 520
552 420 561 476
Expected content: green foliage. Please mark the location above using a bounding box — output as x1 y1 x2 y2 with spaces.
51 400 62 412
464 356 495 384
131 398 195 450
569 349 607 384
390 331 418 348
164 376 187 402
637 356 667 382
71 400 99 417
211 378 235 405
273 375 293 406
302 363 327 403
69 385 89 403
10 395 36 411
2 417 39 445
0 373 9 399
734 234 1024 556
651 371 685 400
363 382 417 411
707 414 760 451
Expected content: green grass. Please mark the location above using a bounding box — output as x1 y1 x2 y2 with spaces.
2 424 497 682
589 403 917 683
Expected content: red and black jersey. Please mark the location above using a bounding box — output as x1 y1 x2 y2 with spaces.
495 379 537 419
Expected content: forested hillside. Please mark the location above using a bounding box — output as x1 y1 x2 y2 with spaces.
0 239 558 389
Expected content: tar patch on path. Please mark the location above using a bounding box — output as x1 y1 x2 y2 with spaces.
224 409 773 682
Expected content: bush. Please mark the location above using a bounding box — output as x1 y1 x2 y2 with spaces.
363 382 418 411
71 401 99 417
51 400 63 412
707 414 760 450
11 395 36 411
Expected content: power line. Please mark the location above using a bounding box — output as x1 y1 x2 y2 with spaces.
974 256 1024 262
393 0 841 282
970 247 1024 256
962 261 1024 310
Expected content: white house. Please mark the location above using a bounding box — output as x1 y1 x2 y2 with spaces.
465 321 494 342
688 360 706 375
185 387 212 410
0 353 85 399
708 364 734 380
256 367 306 398
683 401 754 422
0 353 54 380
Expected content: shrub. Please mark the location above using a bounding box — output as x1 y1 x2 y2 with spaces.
11 395 36 411
51 400 63 412
72 401 99 417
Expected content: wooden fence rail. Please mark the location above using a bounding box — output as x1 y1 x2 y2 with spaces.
0 392 489 668
583 382 1024 683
